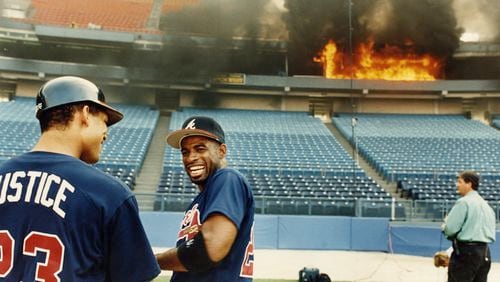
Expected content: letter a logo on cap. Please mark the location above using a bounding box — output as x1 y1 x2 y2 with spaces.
185 119 196 129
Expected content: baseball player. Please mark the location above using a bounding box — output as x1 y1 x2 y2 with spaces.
156 116 255 281
0 76 160 281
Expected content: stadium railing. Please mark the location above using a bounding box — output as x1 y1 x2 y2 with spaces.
138 192 500 222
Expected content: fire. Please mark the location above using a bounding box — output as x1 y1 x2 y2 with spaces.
314 39 443 81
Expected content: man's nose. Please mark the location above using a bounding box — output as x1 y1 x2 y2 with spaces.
186 151 199 161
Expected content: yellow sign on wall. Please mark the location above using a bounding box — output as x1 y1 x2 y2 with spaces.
211 73 246 85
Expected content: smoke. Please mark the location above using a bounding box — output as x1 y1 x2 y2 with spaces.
192 90 222 108
158 0 287 81
157 0 498 79
162 0 267 38
453 0 500 42
283 0 463 75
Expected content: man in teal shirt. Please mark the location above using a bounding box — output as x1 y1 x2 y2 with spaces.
442 171 496 282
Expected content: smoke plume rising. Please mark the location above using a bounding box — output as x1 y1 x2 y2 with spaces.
158 0 498 79
283 0 463 75
158 0 287 81
453 0 500 41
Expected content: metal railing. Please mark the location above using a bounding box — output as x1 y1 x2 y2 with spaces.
135 192 500 223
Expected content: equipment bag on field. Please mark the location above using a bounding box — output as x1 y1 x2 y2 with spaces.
299 267 331 282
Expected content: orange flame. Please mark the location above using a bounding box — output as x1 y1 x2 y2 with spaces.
314 39 443 81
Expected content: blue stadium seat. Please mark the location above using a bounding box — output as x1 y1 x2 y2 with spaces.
157 108 396 215
0 97 159 190
332 113 500 202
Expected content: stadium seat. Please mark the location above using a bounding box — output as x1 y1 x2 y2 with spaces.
156 108 395 215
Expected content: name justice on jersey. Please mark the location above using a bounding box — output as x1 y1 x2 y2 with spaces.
0 170 75 218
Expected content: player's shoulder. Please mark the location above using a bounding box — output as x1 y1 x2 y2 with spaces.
66 165 135 215
81 165 132 195
212 168 248 183
0 151 133 210
0 152 28 170
210 168 253 195
214 167 245 178
35 152 133 198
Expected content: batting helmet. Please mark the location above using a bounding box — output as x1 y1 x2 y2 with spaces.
36 76 123 126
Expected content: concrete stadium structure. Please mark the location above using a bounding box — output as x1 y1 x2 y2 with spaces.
1 4 500 280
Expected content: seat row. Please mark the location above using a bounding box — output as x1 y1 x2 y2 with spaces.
332 113 500 201
0 98 159 190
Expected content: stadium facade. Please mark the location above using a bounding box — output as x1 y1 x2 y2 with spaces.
0 0 499 123
1 1 500 265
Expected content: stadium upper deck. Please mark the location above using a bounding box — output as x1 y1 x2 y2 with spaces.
0 0 499 84
3 0 201 33
0 1 498 125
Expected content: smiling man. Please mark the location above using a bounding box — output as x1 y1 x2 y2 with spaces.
156 116 255 281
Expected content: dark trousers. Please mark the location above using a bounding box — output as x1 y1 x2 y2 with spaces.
448 243 491 282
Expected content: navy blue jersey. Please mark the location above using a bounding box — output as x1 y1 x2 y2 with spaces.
172 168 255 282
0 151 160 281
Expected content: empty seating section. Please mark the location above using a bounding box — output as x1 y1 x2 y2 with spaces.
158 108 393 215
164 132 355 172
0 97 159 189
398 175 500 201
165 108 358 171
28 0 157 33
332 113 500 203
97 104 159 188
0 98 39 162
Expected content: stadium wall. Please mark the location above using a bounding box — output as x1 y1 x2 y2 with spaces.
176 91 479 116
486 98 500 119
140 212 500 262
12 80 499 120
492 100 500 114
13 80 157 106
179 92 309 112
101 85 157 105
14 81 40 97
218 95 309 112
336 98 463 115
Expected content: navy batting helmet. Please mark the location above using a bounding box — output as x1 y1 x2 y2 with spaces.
36 76 123 126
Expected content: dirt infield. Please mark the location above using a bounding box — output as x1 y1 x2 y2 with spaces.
153 247 500 282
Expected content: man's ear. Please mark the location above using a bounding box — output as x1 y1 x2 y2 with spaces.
79 105 91 126
218 143 227 158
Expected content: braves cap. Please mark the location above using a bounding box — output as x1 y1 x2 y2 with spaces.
166 116 225 149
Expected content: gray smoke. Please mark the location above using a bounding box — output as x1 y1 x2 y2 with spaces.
283 0 463 75
158 0 286 81
161 0 281 38
453 0 500 41
158 0 498 79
